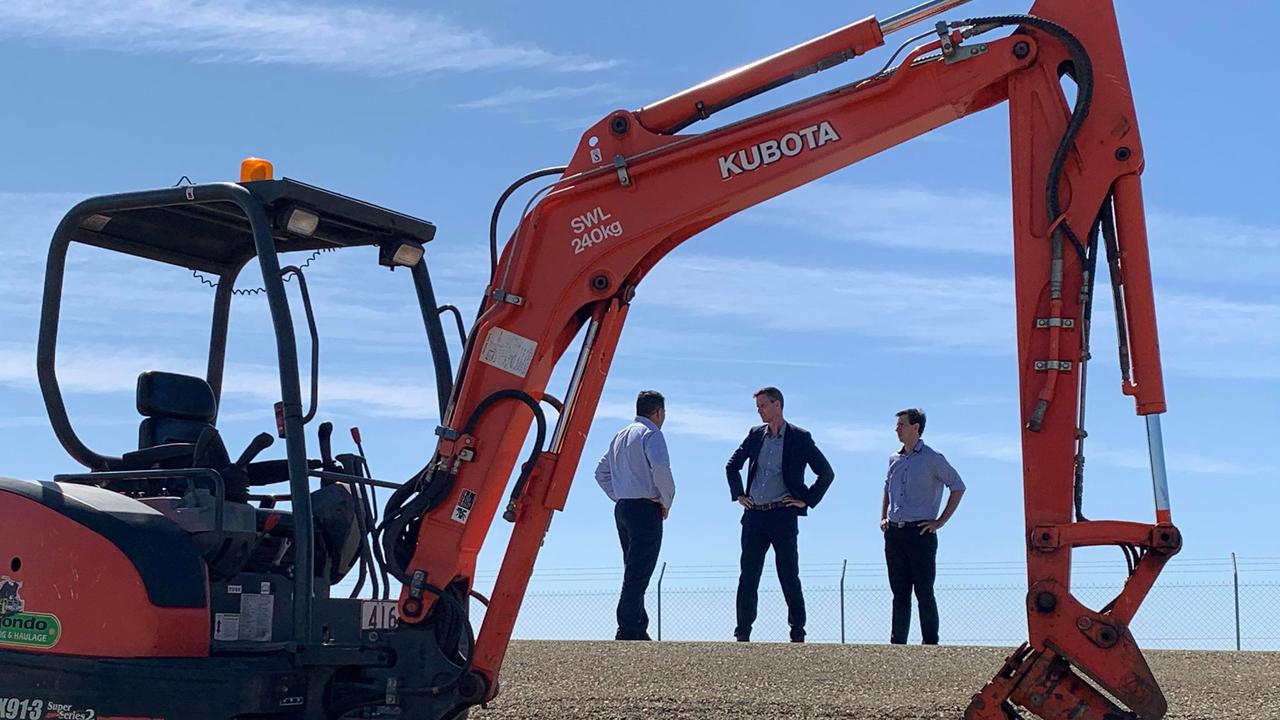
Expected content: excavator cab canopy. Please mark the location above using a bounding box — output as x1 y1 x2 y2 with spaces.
39 173 453 472
65 177 438 274
34 167 458 640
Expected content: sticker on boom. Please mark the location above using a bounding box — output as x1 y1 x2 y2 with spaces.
717 120 841 180
451 489 478 525
479 327 537 378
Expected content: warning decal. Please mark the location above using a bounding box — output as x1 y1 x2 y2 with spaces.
479 327 537 378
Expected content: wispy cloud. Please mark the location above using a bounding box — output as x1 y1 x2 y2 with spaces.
641 253 1014 351
635 250 1279 378
457 84 614 110
597 395 1261 477
0 0 615 75
746 183 1012 255
0 345 439 420
742 182 1280 288
1145 292 1280 380
1149 211 1280 286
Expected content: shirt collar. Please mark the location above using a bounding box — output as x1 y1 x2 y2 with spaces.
899 439 924 455
635 416 659 432
765 422 786 439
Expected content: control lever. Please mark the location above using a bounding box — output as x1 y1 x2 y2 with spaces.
236 432 276 468
318 421 335 469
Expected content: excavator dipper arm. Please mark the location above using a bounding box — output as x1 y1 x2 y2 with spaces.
386 2 1180 718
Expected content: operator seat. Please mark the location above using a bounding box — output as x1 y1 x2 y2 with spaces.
137 370 217 448
123 371 248 503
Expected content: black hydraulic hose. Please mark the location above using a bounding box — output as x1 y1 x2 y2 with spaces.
1100 198 1132 384
349 473 380 600
396 581 477 698
488 166 568 283
457 390 548 521
380 390 548 581
437 304 468 347
355 453 392 599
962 15 1094 433
957 14 1093 261
437 166 566 447
541 393 564 414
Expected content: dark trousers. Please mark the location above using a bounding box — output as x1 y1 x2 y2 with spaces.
614 499 663 640
735 508 805 640
885 523 940 644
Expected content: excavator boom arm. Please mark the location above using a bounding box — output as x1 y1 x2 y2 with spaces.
391 3 1179 718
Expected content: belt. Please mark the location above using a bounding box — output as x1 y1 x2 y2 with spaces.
748 501 792 511
888 520 929 528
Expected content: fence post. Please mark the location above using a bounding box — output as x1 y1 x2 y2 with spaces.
840 558 847 644
657 561 667 641
1232 552 1241 651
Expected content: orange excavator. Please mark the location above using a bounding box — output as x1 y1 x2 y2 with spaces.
0 0 1181 718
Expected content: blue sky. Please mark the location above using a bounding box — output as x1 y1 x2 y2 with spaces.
0 0 1277 611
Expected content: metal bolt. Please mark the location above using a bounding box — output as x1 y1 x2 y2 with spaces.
610 115 630 135
1035 591 1058 613
591 274 610 291
1013 41 1031 59
1115 147 1132 161
1076 617 1093 631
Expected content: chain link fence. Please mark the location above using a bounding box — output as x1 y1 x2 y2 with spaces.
471 556 1280 650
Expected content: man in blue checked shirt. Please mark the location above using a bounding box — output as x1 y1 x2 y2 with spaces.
595 390 675 641
880 408 966 645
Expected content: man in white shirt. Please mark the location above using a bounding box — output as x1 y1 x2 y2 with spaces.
595 390 675 641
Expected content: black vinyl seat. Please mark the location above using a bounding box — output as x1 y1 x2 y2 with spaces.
137 371 217 448
107 371 249 503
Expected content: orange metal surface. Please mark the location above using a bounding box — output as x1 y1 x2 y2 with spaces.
400 1 1180 716
0 494 209 658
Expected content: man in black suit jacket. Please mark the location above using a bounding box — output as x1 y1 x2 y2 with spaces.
725 386 835 642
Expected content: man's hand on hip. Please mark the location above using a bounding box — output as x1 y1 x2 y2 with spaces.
921 519 946 534
737 495 754 509
782 495 807 509
661 505 670 520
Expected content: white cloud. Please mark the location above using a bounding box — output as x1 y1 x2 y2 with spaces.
1156 292 1280 380
745 183 1012 255
0 0 615 75
596 390 1263 478
596 398 751 445
640 253 1014 351
0 345 439 420
457 84 615 110
1149 211 1280 286
741 182 1280 289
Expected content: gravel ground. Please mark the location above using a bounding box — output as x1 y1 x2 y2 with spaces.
474 641 1280 719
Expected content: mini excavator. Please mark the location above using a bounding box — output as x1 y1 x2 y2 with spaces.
0 1 1182 718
